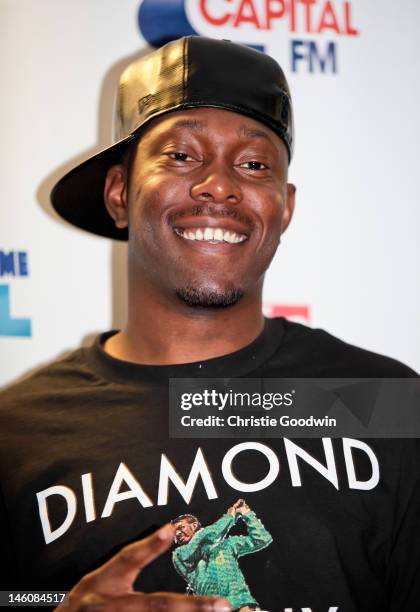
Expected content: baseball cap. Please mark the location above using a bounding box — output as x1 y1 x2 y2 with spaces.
51 36 294 240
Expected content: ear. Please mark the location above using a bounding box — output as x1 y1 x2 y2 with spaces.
281 183 296 235
104 164 129 229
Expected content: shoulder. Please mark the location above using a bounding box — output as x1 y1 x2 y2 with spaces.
265 318 417 377
0 347 94 411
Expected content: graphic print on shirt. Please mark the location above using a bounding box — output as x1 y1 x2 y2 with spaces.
171 499 272 611
35 438 381 546
30 436 384 611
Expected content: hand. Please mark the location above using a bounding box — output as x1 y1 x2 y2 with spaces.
233 499 251 515
55 524 231 611
226 505 236 517
226 499 250 517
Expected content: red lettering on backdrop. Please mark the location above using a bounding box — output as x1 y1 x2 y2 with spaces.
265 305 310 322
299 0 316 33
289 0 297 32
264 0 286 30
200 0 232 26
316 0 340 34
233 0 261 29
344 1 359 35
200 0 359 38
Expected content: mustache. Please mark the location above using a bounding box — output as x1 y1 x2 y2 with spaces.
168 205 254 230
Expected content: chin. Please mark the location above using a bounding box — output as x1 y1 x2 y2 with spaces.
175 284 245 309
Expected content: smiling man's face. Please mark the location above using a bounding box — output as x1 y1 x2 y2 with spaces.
105 107 295 308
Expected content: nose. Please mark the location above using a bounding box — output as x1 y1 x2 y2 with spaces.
190 162 242 205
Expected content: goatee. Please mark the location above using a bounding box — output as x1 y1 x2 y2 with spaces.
175 286 244 309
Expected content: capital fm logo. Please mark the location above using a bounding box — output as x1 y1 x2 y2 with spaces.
0 250 31 337
138 0 360 74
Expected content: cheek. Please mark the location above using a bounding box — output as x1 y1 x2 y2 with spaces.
128 175 183 237
254 192 284 243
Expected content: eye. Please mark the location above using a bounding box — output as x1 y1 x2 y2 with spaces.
238 160 269 171
167 152 195 162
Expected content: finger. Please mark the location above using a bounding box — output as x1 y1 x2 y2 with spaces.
81 524 175 595
58 591 105 611
79 592 231 612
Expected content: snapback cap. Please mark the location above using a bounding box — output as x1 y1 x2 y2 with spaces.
51 36 294 241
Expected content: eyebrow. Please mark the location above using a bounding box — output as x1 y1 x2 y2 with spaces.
165 118 277 147
239 125 277 147
170 119 206 131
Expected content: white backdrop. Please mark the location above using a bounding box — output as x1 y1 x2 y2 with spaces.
1 0 419 386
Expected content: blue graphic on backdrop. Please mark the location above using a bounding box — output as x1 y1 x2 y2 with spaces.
0 250 31 337
138 0 197 47
291 40 337 73
137 0 264 51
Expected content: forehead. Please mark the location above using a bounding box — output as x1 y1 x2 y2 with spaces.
139 107 285 152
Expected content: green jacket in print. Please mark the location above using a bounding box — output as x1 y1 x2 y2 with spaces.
172 511 273 609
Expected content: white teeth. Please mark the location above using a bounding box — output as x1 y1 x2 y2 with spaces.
203 228 214 240
175 227 247 244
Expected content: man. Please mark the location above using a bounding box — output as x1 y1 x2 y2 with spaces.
0 37 418 612
172 500 272 611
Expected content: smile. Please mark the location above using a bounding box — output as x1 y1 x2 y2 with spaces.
174 227 248 244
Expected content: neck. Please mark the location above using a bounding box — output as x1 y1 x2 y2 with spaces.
105 279 265 365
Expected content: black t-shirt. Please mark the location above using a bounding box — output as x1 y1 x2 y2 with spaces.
0 318 419 611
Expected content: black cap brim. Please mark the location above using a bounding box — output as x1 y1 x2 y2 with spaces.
50 135 136 241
